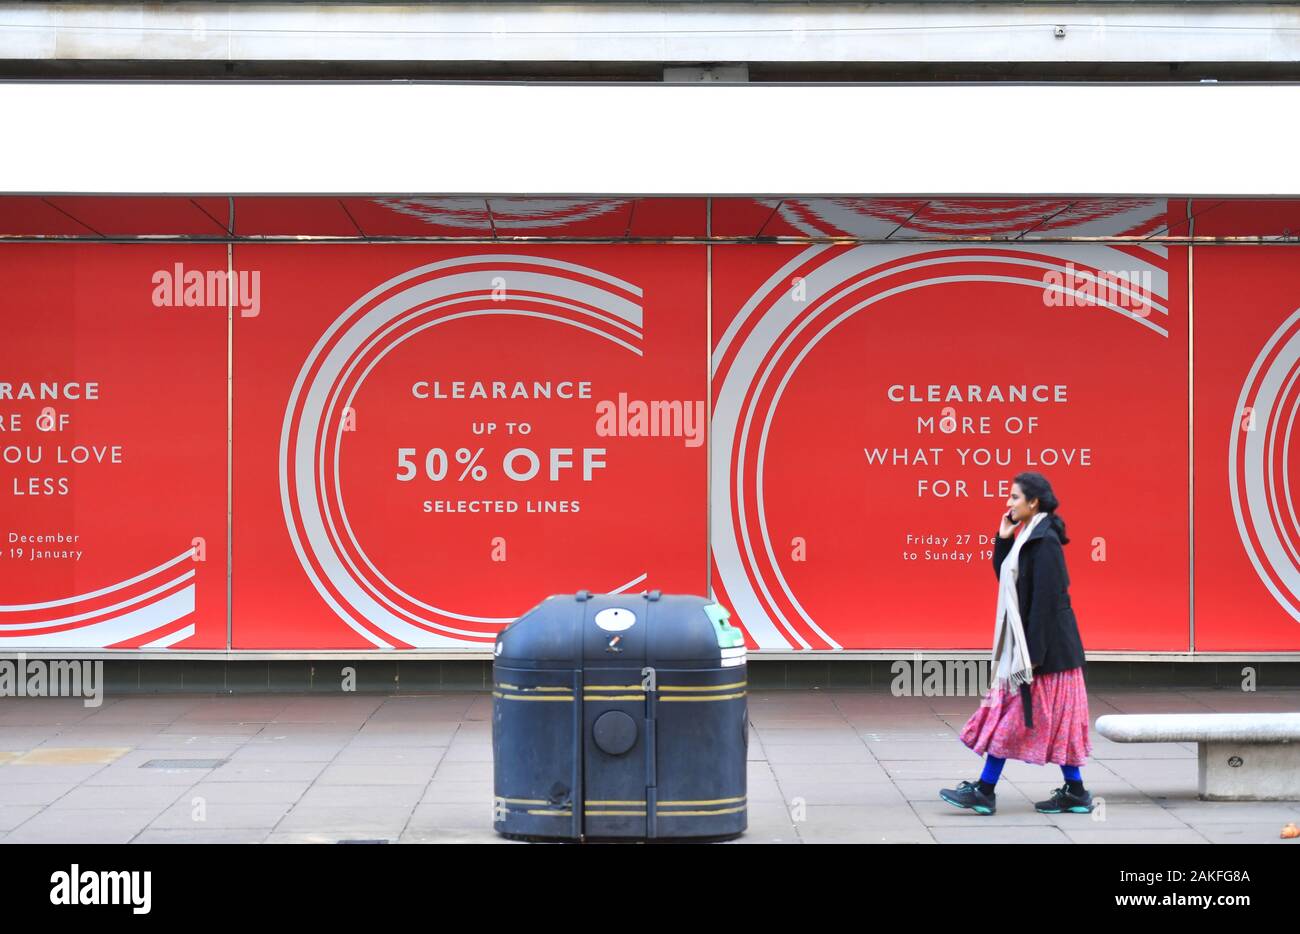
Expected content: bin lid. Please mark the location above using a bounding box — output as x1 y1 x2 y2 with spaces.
494 591 745 670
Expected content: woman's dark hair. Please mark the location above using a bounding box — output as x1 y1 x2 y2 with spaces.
1014 471 1069 544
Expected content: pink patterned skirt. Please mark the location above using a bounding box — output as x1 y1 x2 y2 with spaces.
959 667 1093 766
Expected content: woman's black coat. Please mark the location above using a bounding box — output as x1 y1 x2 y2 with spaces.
992 519 1087 676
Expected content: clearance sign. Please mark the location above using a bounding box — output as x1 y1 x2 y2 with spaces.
709 236 1186 653
0 202 1297 654
0 245 228 649
232 245 706 649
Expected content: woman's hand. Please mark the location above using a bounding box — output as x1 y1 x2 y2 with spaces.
998 509 1019 540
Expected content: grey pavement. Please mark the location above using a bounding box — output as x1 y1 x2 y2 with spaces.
1 688 1298 844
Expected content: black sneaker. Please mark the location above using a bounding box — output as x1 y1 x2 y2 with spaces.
939 780 996 815
1035 783 1095 814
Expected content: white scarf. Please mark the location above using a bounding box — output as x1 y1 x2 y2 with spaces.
991 510 1049 698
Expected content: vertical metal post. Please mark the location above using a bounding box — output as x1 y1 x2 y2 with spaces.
706 196 713 599
226 196 235 653
1187 200 1195 653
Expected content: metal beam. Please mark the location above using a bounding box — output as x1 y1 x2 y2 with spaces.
1 2 1299 66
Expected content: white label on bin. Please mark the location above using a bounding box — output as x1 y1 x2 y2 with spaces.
594 608 637 632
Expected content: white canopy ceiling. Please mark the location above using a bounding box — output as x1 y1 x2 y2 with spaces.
2 82 1298 196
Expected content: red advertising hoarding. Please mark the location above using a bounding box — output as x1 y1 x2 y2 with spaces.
709 198 1190 651
0 245 228 649
231 245 708 648
1194 245 1300 651
1 197 1297 654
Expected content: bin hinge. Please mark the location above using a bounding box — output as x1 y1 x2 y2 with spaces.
643 665 657 839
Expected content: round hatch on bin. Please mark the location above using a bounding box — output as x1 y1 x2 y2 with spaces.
592 710 638 755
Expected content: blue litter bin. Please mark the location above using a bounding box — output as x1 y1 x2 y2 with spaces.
492 590 748 841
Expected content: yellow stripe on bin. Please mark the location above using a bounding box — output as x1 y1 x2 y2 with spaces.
658 692 746 702
585 810 647 816
657 681 747 692
658 796 746 806
657 805 747 817
524 809 573 816
582 694 645 701
492 691 574 702
584 685 645 691
495 683 573 692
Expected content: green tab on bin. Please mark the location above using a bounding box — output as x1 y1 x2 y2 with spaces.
704 602 744 648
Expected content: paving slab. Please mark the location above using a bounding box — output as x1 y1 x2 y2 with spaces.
0 686 1296 843
151 801 295 830
274 804 413 834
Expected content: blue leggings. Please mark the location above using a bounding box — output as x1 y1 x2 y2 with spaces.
980 755 1081 785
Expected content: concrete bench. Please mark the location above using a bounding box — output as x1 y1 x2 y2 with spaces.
1095 713 1300 801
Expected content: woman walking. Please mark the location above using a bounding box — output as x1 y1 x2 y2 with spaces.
939 471 1094 816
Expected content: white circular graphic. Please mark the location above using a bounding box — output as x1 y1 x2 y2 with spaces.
280 254 647 648
1229 306 1300 623
594 608 637 632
